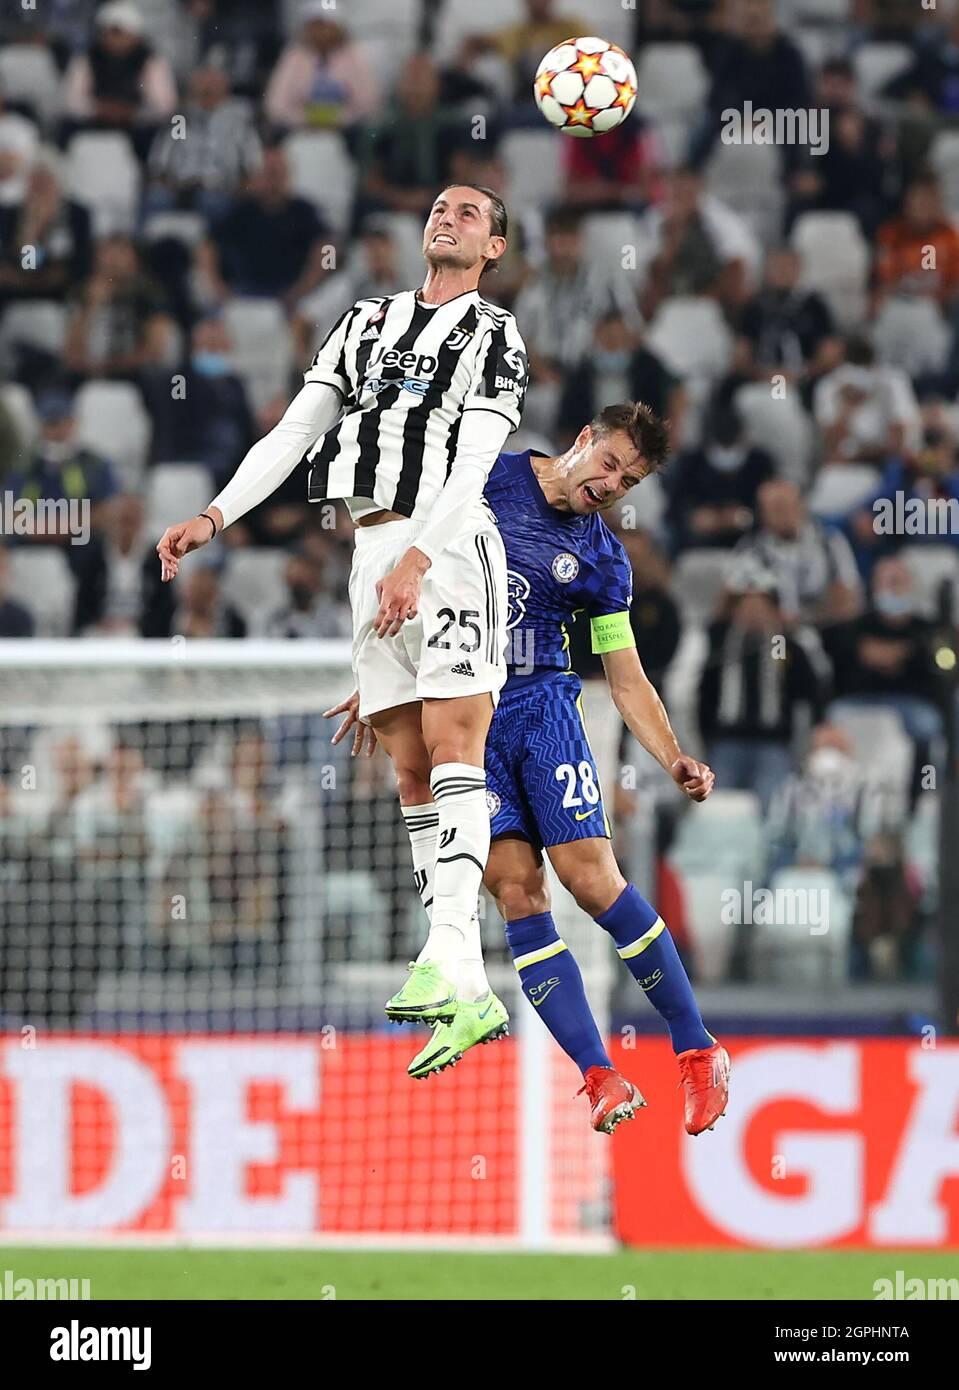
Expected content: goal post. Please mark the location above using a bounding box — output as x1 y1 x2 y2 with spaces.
0 639 619 1247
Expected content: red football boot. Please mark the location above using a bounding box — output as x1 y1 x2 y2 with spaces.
577 1065 647 1135
677 1042 730 1135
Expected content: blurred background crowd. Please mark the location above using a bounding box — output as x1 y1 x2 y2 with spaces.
0 0 956 1015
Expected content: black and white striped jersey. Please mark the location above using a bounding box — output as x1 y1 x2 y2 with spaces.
303 288 528 520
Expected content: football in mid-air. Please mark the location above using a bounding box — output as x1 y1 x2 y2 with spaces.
533 36 637 137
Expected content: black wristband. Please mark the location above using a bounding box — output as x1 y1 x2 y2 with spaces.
199 511 218 540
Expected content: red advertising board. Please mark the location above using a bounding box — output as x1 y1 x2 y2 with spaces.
610 1037 959 1248
0 1035 956 1246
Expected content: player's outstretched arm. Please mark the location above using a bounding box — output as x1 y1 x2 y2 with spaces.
155 381 343 582
602 645 715 802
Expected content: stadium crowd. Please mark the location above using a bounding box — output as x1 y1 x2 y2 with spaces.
0 0 955 1001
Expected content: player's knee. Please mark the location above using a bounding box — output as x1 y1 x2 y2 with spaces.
393 762 433 805
562 863 627 919
493 876 550 922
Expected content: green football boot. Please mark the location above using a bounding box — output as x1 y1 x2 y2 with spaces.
385 961 458 1026
408 992 510 1079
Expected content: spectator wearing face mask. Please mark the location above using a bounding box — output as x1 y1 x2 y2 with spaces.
6 391 118 544
823 556 945 797
558 310 686 450
265 536 351 640
664 402 775 554
143 317 255 486
766 722 866 889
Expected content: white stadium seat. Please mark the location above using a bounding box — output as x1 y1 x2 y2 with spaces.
283 130 355 235
0 44 62 126
674 872 740 984
807 462 881 519
790 212 869 331
872 295 950 378
751 868 852 986
646 297 733 380
73 381 151 490
147 464 215 537
672 548 732 626
705 141 785 248
65 132 140 235
500 130 564 213
222 298 294 415
635 43 709 119
734 383 815 485
6 548 76 637
0 300 67 357
900 545 959 620
670 789 766 881
0 382 39 448
852 42 912 98
929 130 959 215
223 548 291 635
142 211 208 248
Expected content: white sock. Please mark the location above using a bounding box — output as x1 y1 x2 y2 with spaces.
424 762 492 1001
400 802 438 926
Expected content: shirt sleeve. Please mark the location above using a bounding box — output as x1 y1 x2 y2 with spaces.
302 303 362 400
413 408 513 565
207 381 343 528
587 537 636 653
461 312 528 432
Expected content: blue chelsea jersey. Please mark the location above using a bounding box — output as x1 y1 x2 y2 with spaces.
484 450 634 690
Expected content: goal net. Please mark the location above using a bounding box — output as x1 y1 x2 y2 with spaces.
0 640 617 1246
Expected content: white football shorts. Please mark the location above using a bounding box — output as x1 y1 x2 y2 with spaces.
349 510 508 720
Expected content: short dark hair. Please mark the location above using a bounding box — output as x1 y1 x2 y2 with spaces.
439 182 508 276
590 401 671 476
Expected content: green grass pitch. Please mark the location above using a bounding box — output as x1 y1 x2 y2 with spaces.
2 1248 956 1300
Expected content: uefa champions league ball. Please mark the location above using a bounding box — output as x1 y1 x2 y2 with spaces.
533 36 638 137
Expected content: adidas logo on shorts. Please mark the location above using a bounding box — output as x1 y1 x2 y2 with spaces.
450 660 475 677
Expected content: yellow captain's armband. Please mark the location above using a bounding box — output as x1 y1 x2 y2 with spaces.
590 611 635 654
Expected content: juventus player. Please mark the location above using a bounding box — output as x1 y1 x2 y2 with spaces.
156 184 528 1057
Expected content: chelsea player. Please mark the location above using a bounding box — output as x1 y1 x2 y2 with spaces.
329 402 730 1135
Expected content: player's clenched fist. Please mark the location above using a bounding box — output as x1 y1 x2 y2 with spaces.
670 754 715 803
156 512 219 582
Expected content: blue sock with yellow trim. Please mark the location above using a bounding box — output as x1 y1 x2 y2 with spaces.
595 885 712 1055
505 912 611 1076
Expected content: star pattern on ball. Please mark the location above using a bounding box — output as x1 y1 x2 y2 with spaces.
613 79 636 109
569 50 605 81
535 70 555 100
562 96 601 128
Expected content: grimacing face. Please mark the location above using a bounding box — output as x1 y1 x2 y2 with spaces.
422 188 504 276
562 427 646 514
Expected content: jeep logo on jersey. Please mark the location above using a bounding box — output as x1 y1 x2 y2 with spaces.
491 344 528 395
551 552 579 583
506 570 530 628
368 348 439 378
